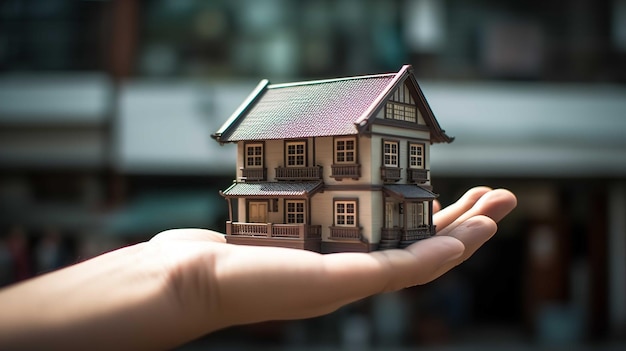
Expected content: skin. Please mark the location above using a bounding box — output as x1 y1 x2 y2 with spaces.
0 187 516 351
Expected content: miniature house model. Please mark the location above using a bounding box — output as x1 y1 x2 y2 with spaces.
212 65 452 253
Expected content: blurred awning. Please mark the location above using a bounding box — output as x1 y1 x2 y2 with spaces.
105 191 224 238
383 185 438 200
422 81 626 177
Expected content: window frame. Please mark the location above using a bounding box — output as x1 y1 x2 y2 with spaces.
244 142 264 169
285 200 306 224
285 140 307 167
334 199 358 227
383 140 400 167
334 137 357 164
408 142 425 169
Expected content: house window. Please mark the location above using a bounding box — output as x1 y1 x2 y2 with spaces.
385 82 417 123
245 143 263 168
406 202 424 228
286 141 306 167
383 141 399 167
286 200 305 224
409 143 424 169
335 200 357 227
386 103 417 123
335 137 356 164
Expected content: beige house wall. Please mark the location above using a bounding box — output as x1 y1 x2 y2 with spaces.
369 126 432 186
310 189 382 245
314 135 372 185
264 139 282 180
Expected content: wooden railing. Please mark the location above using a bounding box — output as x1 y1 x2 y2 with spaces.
381 228 402 241
402 226 435 241
329 226 363 241
240 167 266 181
227 222 321 239
330 164 361 180
275 166 322 180
407 169 429 184
381 167 402 182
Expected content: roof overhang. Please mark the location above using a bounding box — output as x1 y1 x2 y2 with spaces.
220 181 323 198
383 184 438 200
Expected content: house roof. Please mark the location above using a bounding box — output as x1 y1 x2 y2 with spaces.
212 65 453 143
383 184 438 200
220 181 323 198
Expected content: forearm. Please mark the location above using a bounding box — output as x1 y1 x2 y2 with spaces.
0 243 201 350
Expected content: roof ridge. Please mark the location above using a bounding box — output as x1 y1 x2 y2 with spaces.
268 72 396 89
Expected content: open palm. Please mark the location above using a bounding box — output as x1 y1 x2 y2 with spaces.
149 186 517 334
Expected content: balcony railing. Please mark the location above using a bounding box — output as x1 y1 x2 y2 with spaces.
275 166 322 180
329 226 363 241
379 227 402 249
330 164 361 180
240 167 266 181
407 168 429 184
381 167 402 182
381 227 402 241
226 222 321 239
402 225 435 241
379 226 435 249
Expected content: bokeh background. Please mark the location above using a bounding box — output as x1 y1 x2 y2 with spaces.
1 0 625 349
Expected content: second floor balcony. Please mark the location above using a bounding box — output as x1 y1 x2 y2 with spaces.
240 167 266 181
407 168 429 184
381 166 402 182
330 163 361 180
275 166 322 180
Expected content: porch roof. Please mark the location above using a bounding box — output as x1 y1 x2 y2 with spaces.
383 185 438 200
220 181 323 198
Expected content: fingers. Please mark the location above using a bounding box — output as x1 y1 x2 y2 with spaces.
324 235 465 296
433 186 492 230
429 215 498 279
436 188 517 237
433 200 441 213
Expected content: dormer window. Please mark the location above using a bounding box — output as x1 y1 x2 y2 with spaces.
385 83 417 123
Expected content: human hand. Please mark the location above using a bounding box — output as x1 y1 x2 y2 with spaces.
150 186 517 335
0 187 516 351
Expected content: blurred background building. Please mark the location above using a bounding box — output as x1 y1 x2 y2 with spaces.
0 0 625 349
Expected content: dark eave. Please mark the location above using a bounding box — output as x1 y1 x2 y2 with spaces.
406 73 454 144
211 79 270 144
383 184 438 200
219 181 324 199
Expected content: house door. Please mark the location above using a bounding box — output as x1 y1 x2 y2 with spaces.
385 202 395 228
248 201 268 223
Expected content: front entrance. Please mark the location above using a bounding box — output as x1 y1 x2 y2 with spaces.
248 201 268 223
385 201 395 228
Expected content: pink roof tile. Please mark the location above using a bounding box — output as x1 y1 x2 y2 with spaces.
217 74 396 141
221 181 323 197
213 65 453 144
